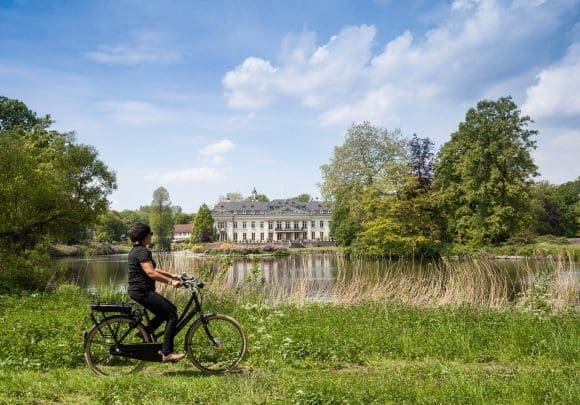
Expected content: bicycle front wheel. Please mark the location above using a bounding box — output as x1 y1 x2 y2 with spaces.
84 316 150 376
185 314 246 374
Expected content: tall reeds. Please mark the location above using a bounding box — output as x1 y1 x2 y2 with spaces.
156 251 579 310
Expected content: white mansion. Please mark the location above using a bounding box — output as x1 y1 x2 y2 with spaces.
211 198 333 243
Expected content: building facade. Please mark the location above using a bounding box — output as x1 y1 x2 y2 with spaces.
172 223 193 242
211 199 332 243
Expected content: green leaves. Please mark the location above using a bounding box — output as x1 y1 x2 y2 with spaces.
435 96 538 245
148 187 174 250
0 100 116 252
191 203 216 243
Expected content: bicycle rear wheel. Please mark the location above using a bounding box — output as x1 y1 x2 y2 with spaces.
185 314 246 374
84 316 150 376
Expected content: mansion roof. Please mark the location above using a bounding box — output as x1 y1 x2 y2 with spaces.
212 199 332 217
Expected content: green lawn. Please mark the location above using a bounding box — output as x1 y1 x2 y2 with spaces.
0 286 577 404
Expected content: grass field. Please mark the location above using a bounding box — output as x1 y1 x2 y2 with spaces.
0 284 578 404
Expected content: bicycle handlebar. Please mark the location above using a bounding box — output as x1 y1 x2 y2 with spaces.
180 273 205 289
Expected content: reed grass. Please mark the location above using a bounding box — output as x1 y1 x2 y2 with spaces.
153 251 579 311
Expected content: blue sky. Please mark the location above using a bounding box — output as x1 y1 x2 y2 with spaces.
1 0 579 213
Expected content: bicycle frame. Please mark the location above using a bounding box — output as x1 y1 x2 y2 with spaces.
148 284 211 341
89 283 218 362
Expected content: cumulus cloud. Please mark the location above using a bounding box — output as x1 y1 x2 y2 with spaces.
222 0 574 127
222 25 376 110
145 167 225 183
86 30 182 65
523 43 580 118
99 100 174 126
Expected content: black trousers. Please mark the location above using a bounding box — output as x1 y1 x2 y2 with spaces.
129 289 178 355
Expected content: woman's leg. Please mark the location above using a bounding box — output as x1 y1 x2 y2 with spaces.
130 291 178 354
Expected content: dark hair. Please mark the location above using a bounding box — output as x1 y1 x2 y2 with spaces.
129 223 152 243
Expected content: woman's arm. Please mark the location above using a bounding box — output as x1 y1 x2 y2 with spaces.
140 261 181 287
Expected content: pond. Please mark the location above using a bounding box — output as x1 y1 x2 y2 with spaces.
54 251 579 306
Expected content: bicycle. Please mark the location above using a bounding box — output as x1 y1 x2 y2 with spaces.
83 273 247 376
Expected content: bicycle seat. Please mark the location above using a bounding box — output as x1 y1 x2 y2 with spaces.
90 303 133 314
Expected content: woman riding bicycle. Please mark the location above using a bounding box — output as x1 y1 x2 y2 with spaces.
127 223 185 363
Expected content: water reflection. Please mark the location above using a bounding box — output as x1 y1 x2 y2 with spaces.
55 252 579 303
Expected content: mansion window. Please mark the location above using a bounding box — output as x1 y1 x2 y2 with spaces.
320 232 324 240
311 220 315 228
276 221 282 230
242 221 247 229
268 221 273 229
260 221 264 228
311 231 316 240
233 233 238 241
251 221 255 229
285 222 290 230
251 232 256 241
242 233 247 241
320 220 324 228
260 232 264 240
233 222 238 229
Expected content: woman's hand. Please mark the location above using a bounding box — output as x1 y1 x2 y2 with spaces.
170 279 182 288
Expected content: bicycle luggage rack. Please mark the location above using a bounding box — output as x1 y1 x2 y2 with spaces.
89 302 134 325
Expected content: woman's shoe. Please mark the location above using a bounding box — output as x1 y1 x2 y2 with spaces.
161 352 185 363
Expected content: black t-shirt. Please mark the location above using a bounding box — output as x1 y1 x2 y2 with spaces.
127 244 156 293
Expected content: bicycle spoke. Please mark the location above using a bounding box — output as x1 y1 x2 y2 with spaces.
84 316 149 376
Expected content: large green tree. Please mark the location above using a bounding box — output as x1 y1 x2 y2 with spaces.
434 96 538 245
0 97 116 252
320 121 409 246
531 178 580 237
148 187 174 250
94 211 126 243
191 204 216 243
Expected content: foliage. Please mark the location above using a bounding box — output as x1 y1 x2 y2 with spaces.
218 191 244 202
294 193 312 202
93 211 126 243
172 206 194 225
408 133 435 191
0 97 116 253
321 122 409 247
191 203 216 243
354 181 442 257
531 178 580 237
435 96 538 245
148 187 174 250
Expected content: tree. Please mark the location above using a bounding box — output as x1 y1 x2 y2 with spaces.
320 121 409 246
0 96 51 131
434 96 538 245
172 206 193 225
354 179 442 257
148 187 174 250
294 193 312 202
219 192 244 202
0 97 116 252
244 194 269 202
191 204 216 243
94 211 126 243
408 134 435 191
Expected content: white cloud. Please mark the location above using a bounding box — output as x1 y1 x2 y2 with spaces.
86 30 182 65
99 100 174 126
200 140 235 156
523 43 580 118
144 167 225 183
222 25 376 110
223 0 574 128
